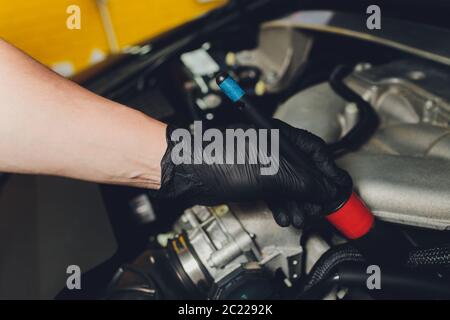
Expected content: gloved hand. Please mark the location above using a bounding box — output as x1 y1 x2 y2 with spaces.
152 119 352 228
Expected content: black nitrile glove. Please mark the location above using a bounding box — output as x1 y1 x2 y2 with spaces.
152 119 352 227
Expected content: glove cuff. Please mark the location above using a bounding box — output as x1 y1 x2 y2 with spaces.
148 125 178 199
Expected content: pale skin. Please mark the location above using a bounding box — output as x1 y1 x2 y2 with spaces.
0 39 167 189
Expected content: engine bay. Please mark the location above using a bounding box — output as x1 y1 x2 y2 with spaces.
76 9 450 300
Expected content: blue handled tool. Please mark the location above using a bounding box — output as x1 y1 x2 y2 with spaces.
216 72 323 181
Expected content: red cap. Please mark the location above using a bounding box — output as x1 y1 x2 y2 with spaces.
326 193 375 239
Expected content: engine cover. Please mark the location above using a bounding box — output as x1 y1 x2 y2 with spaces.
275 60 450 230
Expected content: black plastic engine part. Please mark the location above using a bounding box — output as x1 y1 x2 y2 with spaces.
300 264 450 300
328 64 379 157
299 242 450 299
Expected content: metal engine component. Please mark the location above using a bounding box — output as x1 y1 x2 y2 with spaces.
275 60 450 230
346 60 450 130
274 82 347 143
233 24 313 93
169 202 302 297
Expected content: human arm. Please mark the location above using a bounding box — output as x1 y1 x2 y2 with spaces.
0 39 351 226
0 39 167 189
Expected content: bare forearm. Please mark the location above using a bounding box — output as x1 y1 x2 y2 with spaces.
0 39 167 189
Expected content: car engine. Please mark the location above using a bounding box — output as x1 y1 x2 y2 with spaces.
94 10 450 300
277 59 450 230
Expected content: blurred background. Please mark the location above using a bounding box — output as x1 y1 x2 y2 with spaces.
0 0 226 76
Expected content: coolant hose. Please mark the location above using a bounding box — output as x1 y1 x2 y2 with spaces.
301 265 450 299
336 265 450 299
328 65 379 157
301 243 364 293
300 243 450 298
408 245 450 268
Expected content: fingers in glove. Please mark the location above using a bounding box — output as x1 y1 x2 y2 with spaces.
267 200 291 227
268 200 315 229
272 119 352 192
272 120 336 179
286 201 306 228
300 202 323 218
288 202 325 228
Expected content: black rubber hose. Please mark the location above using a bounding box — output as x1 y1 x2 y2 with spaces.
337 265 450 299
328 65 379 157
408 245 450 268
301 243 364 294
352 219 413 267
300 243 450 297
301 264 450 300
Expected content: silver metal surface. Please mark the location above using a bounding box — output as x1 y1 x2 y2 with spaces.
176 241 208 288
173 203 302 291
275 59 450 230
338 153 450 229
346 60 450 128
274 82 346 143
234 25 314 93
